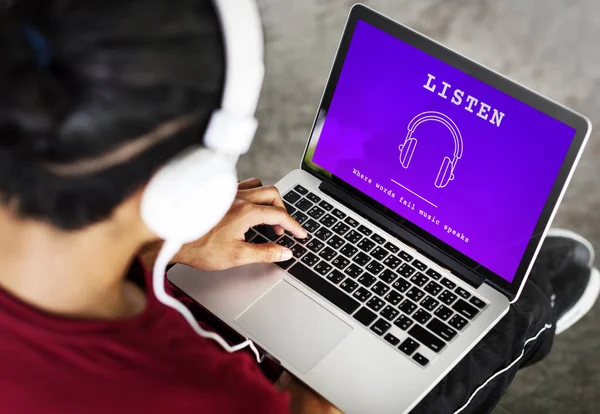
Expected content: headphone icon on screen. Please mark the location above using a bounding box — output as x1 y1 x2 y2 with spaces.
398 111 464 188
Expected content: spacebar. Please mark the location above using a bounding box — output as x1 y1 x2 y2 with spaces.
288 263 360 314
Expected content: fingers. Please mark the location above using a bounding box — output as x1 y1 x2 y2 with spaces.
238 185 285 209
238 177 263 190
236 202 307 239
237 242 294 265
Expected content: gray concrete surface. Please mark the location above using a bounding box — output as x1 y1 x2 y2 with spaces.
239 1 600 412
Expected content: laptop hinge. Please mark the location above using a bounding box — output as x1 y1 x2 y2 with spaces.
319 180 484 289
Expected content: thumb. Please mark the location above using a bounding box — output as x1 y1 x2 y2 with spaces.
237 242 294 266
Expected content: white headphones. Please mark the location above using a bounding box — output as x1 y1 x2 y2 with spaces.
140 0 266 362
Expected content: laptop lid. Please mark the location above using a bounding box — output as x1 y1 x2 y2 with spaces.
301 4 591 301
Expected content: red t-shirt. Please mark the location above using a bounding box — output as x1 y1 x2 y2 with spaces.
0 262 291 414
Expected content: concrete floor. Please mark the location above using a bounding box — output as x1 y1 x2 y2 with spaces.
239 1 600 412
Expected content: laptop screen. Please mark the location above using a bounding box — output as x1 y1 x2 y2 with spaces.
309 20 577 283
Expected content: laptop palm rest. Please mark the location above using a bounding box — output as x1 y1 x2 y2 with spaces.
235 281 352 374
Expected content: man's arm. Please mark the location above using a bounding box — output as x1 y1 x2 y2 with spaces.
276 371 343 414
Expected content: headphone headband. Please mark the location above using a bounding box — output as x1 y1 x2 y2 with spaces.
407 111 463 159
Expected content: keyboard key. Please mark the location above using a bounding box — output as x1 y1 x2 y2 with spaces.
440 278 457 290
384 290 403 306
340 243 358 258
332 255 350 270
371 281 390 297
352 252 371 266
469 296 486 309
302 219 319 233
357 238 376 252
319 214 337 228
294 185 308 195
406 287 425 303
455 287 471 299
357 225 373 236
357 274 376 288
294 234 310 244
283 190 301 204
384 333 400 346
332 208 346 220
409 325 445 353
379 269 398 284
398 338 420 355
398 263 416 278
307 206 325 220
425 268 442 280
412 259 427 271
276 236 295 248
384 242 399 254
340 278 359 293
380 305 400 321
413 309 432 325
366 297 385 312
306 192 321 204
318 247 336 261
383 255 402 270
399 299 417 315
365 260 384 276
244 229 257 242
439 290 458 306
291 244 307 259
283 202 296 215
314 228 333 241
314 261 333 276
427 318 457 341
370 318 391 336
326 270 346 284
453 299 479 319
344 263 363 279
319 200 334 211
275 257 295 269
295 198 313 212
434 305 453 321
251 234 269 244
412 353 429 367
424 281 443 296
370 233 386 245
392 279 411 293
301 252 319 267
353 307 377 326
410 272 429 287
327 235 345 249
344 216 359 228
421 296 440 312
291 211 308 225
306 239 325 253
399 251 414 262
332 222 350 236
288 263 360 314
370 246 389 261
353 287 372 302
344 230 363 244
257 225 281 241
449 314 468 331
394 315 414 331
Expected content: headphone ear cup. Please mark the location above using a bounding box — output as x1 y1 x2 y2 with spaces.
399 138 417 168
435 157 453 188
141 147 238 244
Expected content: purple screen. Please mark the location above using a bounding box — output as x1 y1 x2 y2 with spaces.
312 20 576 282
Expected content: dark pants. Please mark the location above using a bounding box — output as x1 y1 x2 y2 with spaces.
167 263 557 414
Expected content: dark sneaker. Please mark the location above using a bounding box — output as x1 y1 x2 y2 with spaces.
539 229 599 334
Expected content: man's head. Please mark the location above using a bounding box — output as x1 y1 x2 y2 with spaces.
0 0 225 232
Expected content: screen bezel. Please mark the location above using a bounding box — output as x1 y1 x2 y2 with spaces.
301 4 591 299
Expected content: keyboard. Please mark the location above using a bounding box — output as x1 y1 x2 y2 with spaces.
245 184 488 368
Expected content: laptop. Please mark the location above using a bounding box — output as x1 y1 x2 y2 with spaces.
168 5 591 413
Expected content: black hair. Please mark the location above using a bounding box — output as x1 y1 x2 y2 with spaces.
0 0 225 229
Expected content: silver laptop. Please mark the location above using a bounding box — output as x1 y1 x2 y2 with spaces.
168 5 591 413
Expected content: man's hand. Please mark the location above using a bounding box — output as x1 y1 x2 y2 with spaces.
140 178 307 271
275 371 343 414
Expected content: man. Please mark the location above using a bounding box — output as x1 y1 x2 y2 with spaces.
0 1 597 413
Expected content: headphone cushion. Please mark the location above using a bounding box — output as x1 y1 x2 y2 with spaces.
141 147 238 243
400 138 417 168
435 157 453 188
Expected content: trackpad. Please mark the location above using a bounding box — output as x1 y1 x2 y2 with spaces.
235 281 352 374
